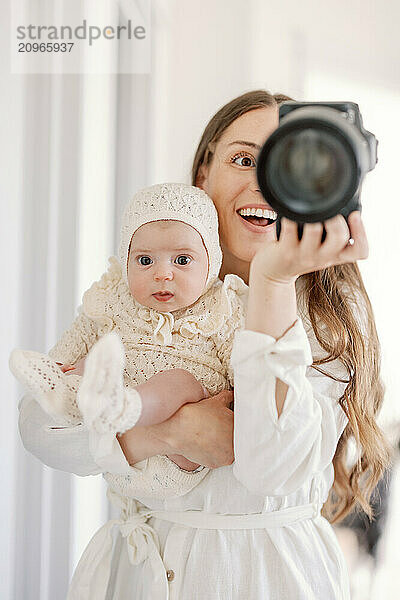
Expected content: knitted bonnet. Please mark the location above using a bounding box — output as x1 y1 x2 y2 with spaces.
118 183 222 290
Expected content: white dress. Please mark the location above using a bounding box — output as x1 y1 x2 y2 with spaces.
19 279 353 600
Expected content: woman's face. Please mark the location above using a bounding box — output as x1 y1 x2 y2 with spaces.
198 107 279 267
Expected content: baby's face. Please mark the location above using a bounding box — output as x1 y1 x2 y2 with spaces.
127 220 209 312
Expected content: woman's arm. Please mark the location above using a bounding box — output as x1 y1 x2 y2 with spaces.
230 213 367 496
246 212 367 419
246 273 298 417
18 392 180 475
117 390 235 469
230 317 349 496
19 388 234 474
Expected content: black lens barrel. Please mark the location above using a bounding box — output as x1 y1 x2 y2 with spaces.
256 102 376 224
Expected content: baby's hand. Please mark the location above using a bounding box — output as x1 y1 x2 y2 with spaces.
58 356 86 376
165 454 202 471
57 363 74 373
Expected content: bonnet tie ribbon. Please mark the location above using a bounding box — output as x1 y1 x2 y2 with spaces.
153 312 174 345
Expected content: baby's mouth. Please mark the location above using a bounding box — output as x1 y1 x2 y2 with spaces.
237 207 277 227
153 291 174 302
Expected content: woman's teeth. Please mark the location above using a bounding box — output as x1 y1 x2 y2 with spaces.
238 207 277 227
238 207 277 219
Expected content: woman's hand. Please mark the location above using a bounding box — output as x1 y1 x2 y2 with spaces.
117 390 234 469
152 390 234 469
251 211 369 284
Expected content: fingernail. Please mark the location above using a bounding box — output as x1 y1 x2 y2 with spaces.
201 385 210 398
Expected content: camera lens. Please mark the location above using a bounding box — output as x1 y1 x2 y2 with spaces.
256 102 377 226
264 125 356 217
280 131 340 197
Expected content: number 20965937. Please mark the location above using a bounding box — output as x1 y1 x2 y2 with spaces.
18 42 74 52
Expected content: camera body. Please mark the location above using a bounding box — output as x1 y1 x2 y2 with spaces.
256 101 378 239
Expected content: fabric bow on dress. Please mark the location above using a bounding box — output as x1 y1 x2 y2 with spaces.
66 489 170 600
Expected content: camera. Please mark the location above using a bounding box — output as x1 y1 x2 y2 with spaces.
256 101 378 240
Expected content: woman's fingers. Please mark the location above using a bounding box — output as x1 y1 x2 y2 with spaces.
322 211 368 263
279 217 299 245
320 214 351 255
339 211 369 260
279 211 369 273
215 389 234 407
201 385 210 398
300 221 325 255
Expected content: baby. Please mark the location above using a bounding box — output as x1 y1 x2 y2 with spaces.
10 183 246 499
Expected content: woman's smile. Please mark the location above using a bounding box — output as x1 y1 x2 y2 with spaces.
236 204 277 233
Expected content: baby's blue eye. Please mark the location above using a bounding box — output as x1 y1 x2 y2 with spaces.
175 255 191 266
138 256 152 266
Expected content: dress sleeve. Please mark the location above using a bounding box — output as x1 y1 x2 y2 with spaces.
104 455 209 499
19 392 206 485
18 394 103 475
230 317 349 497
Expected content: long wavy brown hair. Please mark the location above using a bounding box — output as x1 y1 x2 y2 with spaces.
191 90 392 523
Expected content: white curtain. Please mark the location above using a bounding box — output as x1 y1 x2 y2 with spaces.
3 1 400 598
3 0 151 597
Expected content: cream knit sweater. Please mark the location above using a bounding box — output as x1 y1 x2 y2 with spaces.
46 256 247 498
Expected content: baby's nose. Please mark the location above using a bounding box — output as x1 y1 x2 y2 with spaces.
153 266 173 281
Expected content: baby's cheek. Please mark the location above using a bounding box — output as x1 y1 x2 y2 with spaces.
185 274 206 304
128 272 149 304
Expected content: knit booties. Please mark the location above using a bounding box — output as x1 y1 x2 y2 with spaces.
77 331 142 435
9 349 82 425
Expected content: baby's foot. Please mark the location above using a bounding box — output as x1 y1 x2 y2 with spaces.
77 331 142 434
9 349 82 424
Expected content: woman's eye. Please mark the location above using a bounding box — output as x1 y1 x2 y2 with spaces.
175 255 191 266
231 153 256 168
138 256 153 266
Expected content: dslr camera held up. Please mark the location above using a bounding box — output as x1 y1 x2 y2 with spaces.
256 101 377 240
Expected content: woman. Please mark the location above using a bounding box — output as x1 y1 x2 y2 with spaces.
19 90 391 598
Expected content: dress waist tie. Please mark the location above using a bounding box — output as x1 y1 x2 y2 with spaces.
67 487 322 600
